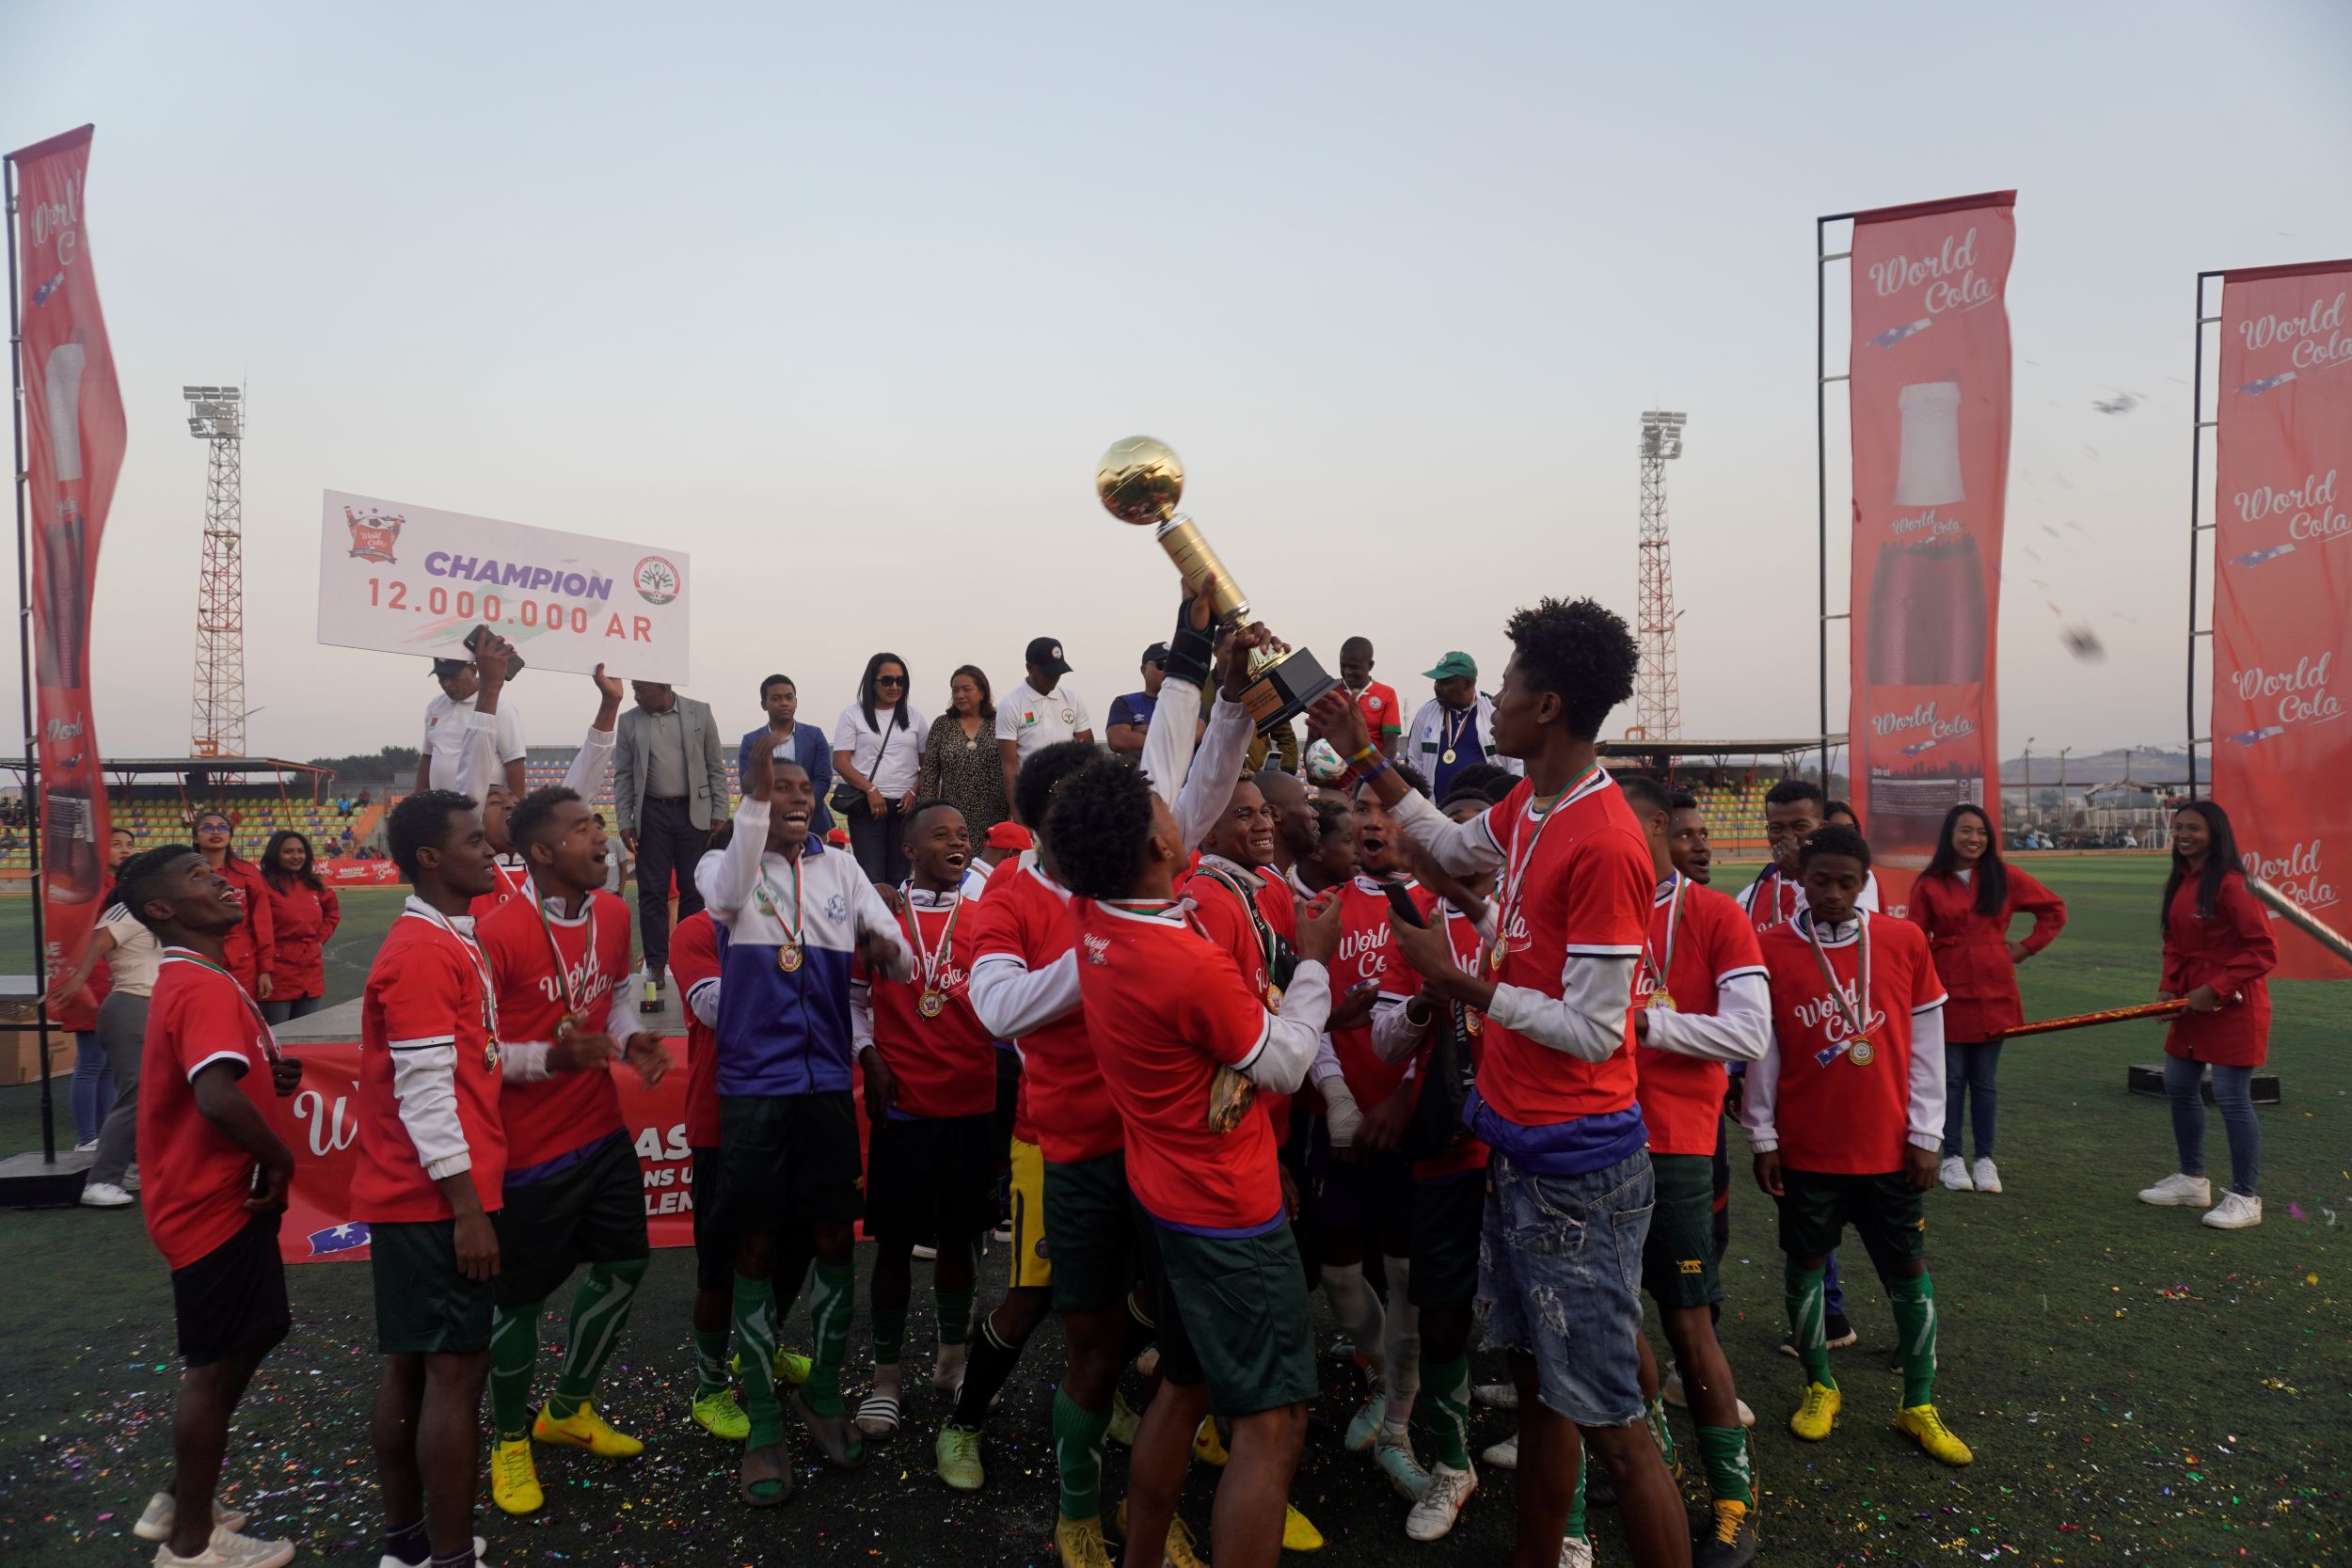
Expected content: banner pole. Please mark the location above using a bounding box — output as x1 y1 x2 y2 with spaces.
3 152 57 1165
1816 214 1831 789
2185 270 2213 801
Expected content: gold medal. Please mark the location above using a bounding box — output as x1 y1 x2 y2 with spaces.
1465 1008 1485 1037
1849 1038 1874 1066
554 1012 580 1047
918 990 945 1019
1441 749 1457 765
1264 981 1283 1011
778 942 803 974
1489 934 1509 974
1647 990 1676 1012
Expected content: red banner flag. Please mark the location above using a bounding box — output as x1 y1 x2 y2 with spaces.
1846 192 2016 912
2210 260 2352 981
9 126 124 1012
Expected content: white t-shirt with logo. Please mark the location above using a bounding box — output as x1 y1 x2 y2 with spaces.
996 682 1092 760
424 692 526 791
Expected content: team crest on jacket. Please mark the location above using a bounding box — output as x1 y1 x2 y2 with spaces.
825 892 848 922
344 506 403 564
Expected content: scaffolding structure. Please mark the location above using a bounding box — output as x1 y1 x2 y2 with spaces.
183 386 246 760
1632 410 1687 740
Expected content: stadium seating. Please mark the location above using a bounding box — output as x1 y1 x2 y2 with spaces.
0 787 379 875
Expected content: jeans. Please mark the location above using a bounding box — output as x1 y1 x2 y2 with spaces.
71 1030 115 1145
846 810 907 886
87 992 149 1187
1942 1039 2003 1160
1479 1148 1653 1426
2165 1055 2262 1197
633 796 710 974
261 994 324 1026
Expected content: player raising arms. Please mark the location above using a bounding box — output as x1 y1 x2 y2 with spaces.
1316 596 1691 1568
697 740 914 1504
452 640 622 919
1742 825 1971 1468
353 791 508 1568
473 786 669 1514
1050 752 1340 1568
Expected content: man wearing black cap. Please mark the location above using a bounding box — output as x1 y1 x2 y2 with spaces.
997 637 1094 822
1104 642 1171 759
418 656 527 799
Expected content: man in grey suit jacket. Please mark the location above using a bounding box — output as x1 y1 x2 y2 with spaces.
613 680 730 991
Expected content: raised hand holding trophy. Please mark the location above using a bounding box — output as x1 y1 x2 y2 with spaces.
1096 436 1340 734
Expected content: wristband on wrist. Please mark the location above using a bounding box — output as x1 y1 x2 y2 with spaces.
1352 748 1391 784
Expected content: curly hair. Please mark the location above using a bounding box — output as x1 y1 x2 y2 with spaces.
110 845 199 925
1045 757 1157 901
389 789 478 880
1797 821 1872 871
1503 596 1639 739
507 786 580 859
1309 792 1354 847
1014 739 1103 841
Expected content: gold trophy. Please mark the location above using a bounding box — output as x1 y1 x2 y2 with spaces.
1095 436 1340 734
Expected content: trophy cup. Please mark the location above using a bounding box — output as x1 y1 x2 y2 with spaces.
1095 436 1339 735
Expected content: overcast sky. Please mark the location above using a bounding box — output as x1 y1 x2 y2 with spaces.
7 2 2349 768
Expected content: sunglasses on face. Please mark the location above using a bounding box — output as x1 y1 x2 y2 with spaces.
877 675 906 688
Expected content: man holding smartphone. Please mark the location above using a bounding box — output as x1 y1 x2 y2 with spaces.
419 635 528 800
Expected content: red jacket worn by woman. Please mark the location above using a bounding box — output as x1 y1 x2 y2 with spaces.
217 857 276 997
2161 870 2276 1068
264 877 342 1001
1903 865 2067 1043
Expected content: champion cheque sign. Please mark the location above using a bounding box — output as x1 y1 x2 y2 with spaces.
316 489 691 683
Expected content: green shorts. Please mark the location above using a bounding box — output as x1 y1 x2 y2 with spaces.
1042 1150 1136 1315
1138 1212 1319 1418
494 1132 650 1309
1639 1152 1722 1309
1408 1169 1485 1313
371 1218 497 1354
717 1092 862 1237
1775 1167 1927 1267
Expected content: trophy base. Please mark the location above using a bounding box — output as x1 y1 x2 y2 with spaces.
1238 647 1341 736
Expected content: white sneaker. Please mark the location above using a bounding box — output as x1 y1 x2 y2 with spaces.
374 1536 485 1568
1559 1536 1596 1568
1972 1156 2003 1194
2137 1172 2212 1208
81 1180 135 1209
74 1137 100 1152
124 1164 141 1192
1404 1460 1476 1542
1480 1433 1518 1470
134 1493 248 1543
1471 1381 1518 1410
1374 1428 1432 1502
910 1243 939 1261
1939 1156 1972 1191
1660 1369 1756 1427
1343 1379 1386 1452
152 1525 294 1568
2201 1192 2264 1229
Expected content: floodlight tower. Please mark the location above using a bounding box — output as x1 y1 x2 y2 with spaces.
1633 410 1687 741
183 386 246 759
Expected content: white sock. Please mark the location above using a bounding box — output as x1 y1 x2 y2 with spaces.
1382 1254 1421 1425
1321 1262 1387 1380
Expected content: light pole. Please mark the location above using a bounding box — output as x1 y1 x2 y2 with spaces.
2022 737 2034 833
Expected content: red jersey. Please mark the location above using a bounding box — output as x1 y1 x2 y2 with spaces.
670 910 723 1148
1757 911 1944 1175
964 863 1120 1164
262 878 342 1001
864 888 996 1119
1328 876 1437 1109
469 859 535 922
353 907 509 1221
1353 680 1404 738
1179 858 1300 1146
1902 865 2066 1043
1397 902 1492 1180
478 888 633 1176
1632 877 1766 1156
216 858 275 998
2159 871 2277 1068
1073 899 1283 1233
1480 773 1652 1124
138 951 279 1270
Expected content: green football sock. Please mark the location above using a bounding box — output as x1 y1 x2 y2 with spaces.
1415 1354 1471 1470
549 1257 646 1418
1784 1259 1836 1390
870 1306 908 1370
803 1259 855 1414
1889 1271 1939 1407
488 1302 542 1442
935 1285 976 1347
1565 1449 1589 1541
691 1326 732 1398
1051 1386 1112 1521
1645 1391 1679 1474
733 1273 783 1449
1698 1423 1755 1507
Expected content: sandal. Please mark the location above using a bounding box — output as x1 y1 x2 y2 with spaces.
794 1387 868 1469
739 1444 792 1507
854 1390 902 1440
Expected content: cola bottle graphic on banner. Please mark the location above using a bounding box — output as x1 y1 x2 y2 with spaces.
1865 535 1985 687
40 340 101 905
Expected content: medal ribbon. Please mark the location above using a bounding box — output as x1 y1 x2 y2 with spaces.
1441 704 1472 758
1494 765 1600 970
1198 863 1277 981
1803 909 1874 1059
755 856 806 954
1642 873 1687 1001
412 903 500 1040
900 881 963 998
159 947 283 1063
532 890 596 1019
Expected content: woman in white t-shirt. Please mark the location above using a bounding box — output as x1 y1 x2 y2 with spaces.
53 847 171 1209
831 651 929 882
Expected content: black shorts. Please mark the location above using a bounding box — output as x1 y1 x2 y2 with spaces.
718 1092 862 1235
172 1211 291 1368
1307 1117 1414 1235
1136 1210 1319 1418
493 1132 651 1309
1042 1150 1136 1315
1408 1169 1485 1312
691 1147 733 1292
1775 1167 1928 1268
866 1112 998 1243
372 1217 497 1354
1640 1152 1723 1309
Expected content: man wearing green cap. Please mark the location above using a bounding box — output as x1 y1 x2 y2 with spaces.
1408 653 1522 801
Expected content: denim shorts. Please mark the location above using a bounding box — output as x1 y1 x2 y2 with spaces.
1479 1148 1653 1427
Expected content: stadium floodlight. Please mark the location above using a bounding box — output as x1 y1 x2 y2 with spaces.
183 384 241 441
1640 409 1687 461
